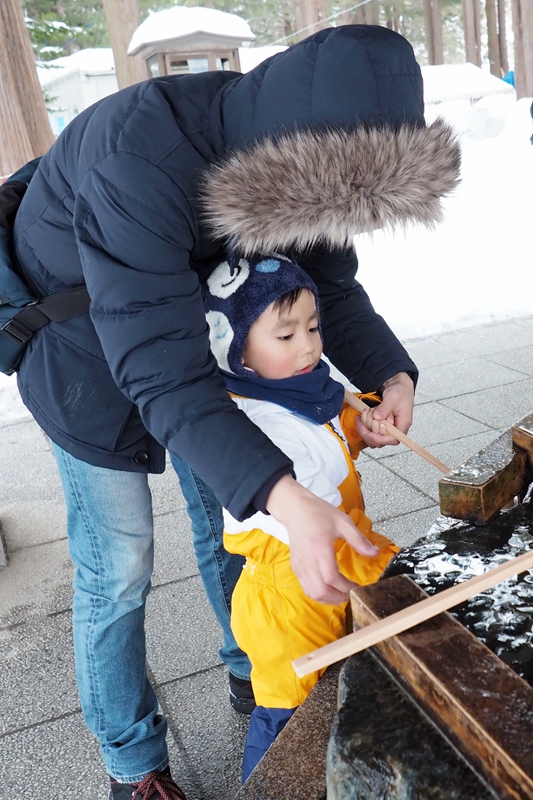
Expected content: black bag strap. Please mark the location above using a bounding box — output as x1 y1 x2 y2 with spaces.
0 158 91 348
2 285 90 344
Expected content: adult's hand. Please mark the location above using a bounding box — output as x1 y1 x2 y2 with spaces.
265 474 379 604
356 371 415 448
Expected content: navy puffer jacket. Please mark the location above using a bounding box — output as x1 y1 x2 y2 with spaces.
13 25 460 520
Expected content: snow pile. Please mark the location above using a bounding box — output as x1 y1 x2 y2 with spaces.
128 6 255 55
37 48 116 86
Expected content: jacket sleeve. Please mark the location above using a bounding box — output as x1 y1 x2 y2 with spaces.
297 245 418 392
73 152 292 520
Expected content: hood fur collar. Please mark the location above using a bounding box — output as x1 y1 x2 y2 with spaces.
200 119 461 255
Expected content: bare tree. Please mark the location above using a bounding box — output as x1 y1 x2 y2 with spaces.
485 0 502 75
497 0 509 75
461 0 482 65
0 0 54 176
423 0 444 64
353 0 380 25
102 0 148 90
511 0 533 98
295 0 329 40
384 2 398 30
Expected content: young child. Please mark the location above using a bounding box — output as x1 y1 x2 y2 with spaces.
203 253 400 781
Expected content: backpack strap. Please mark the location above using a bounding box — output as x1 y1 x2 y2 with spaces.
1 285 90 344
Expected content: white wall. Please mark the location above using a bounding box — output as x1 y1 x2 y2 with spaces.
44 71 119 136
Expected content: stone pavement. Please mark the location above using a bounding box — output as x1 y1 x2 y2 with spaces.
2 313 533 799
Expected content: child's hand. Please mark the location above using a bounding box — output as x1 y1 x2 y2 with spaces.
356 371 414 449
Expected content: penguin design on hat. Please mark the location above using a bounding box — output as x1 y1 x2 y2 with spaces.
203 253 319 376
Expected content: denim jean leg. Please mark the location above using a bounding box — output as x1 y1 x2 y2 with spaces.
52 444 168 783
169 451 251 680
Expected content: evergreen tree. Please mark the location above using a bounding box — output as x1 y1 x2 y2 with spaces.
23 0 109 58
21 0 470 63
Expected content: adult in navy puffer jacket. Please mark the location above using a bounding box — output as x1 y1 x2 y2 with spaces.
12 25 460 796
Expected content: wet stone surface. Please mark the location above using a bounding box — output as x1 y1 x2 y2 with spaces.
383 499 533 685
328 651 497 800
443 430 516 485
328 499 533 799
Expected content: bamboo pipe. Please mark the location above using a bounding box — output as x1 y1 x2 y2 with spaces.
344 389 451 474
292 548 533 677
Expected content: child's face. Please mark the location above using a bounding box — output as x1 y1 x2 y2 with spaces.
242 289 322 379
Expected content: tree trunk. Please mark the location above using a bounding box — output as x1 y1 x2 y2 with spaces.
431 0 444 64
295 0 328 42
511 0 533 98
497 0 509 75
102 0 148 90
355 0 380 25
354 3 367 24
473 0 483 63
462 0 482 65
365 0 380 25
486 0 502 75
0 0 54 177
423 0 436 63
294 0 328 40
384 3 394 30
423 0 443 64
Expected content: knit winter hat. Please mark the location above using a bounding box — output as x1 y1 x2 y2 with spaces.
203 253 319 376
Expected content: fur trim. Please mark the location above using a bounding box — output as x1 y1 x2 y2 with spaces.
201 119 461 255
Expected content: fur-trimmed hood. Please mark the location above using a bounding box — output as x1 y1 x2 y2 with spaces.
201 24 461 255
201 119 461 255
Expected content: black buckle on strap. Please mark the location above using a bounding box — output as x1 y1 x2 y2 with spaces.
1 317 34 344
1 302 50 344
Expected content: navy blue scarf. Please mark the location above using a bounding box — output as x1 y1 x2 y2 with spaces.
222 359 345 424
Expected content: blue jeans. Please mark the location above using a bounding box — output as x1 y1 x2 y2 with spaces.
169 452 250 679
52 444 250 783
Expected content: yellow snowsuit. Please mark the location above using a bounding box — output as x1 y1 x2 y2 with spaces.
224 400 399 709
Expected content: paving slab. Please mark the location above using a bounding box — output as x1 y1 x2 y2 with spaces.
486 343 533 376
0 538 74 626
0 713 106 796
2 314 533 800
0 611 78 735
355 457 435 521
373 505 440 549
367 398 493 461
415 357 527 403
149 460 188 516
145 577 223 684
442 377 533 430
1 419 57 503
152 509 199 586
0 497 67 551
433 316 533 356
160 666 250 800
367 428 505 504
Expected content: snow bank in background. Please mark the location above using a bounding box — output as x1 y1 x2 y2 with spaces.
37 48 116 86
354 97 533 341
